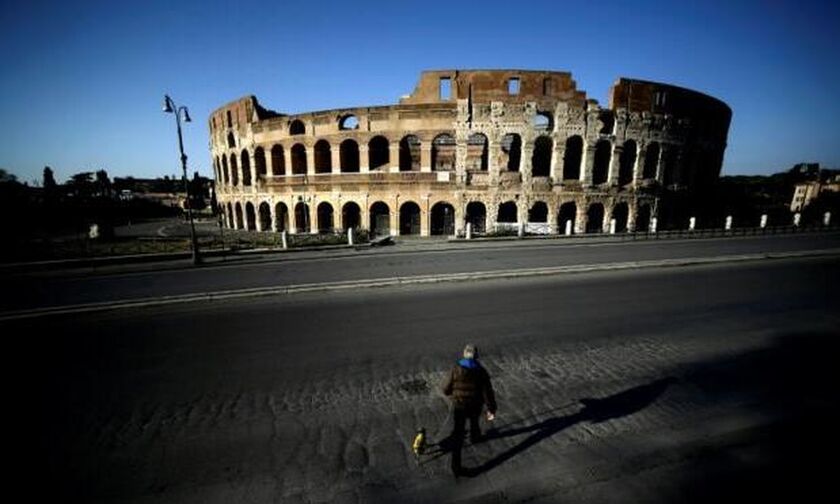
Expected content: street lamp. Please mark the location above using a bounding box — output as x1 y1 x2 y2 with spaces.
163 94 201 265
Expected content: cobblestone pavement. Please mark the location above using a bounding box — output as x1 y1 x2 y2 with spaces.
9 258 839 503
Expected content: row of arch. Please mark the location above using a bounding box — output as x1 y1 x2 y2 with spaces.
221 199 654 236
214 135 675 188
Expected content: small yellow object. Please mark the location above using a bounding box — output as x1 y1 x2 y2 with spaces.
412 429 426 456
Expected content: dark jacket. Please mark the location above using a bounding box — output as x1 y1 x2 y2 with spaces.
442 358 497 414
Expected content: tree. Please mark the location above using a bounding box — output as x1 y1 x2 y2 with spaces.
94 169 112 198
0 168 18 183
43 166 56 190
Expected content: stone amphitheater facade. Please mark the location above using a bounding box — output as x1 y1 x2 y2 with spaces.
209 70 731 237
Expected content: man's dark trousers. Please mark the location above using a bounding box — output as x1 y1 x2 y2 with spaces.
451 406 481 474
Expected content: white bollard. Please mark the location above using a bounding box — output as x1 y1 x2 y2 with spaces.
725 215 733 231
518 222 524 238
793 213 801 227
760 214 768 228
650 217 658 234
565 220 572 236
281 230 288 249
347 227 354 246
466 222 472 240
609 218 616 234
824 212 831 227
689 217 696 231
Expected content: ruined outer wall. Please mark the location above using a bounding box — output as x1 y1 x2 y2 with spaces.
209 69 731 236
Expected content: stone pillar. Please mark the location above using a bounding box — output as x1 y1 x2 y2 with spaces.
582 144 595 185
486 201 498 232
309 199 318 234
361 198 371 231
655 145 667 183
575 204 587 234
520 144 533 183
359 145 370 173
249 150 258 189
420 143 432 172
421 196 430 237
265 149 273 179
548 205 559 234
487 139 499 176
634 144 646 187
306 146 315 176
603 204 614 233
331 146 341 174
551 143 565 182
289 197 298 234
627 205 637 232
270 201 278 232
389 143 400 172
609 144 623 186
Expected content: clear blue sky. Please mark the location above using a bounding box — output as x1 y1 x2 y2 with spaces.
2 0 838 184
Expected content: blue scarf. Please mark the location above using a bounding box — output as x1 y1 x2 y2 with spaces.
458 358 480 369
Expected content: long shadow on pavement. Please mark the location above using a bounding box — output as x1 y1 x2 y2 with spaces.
432 377 677 477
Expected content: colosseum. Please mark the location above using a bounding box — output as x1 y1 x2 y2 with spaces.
209 69 731 238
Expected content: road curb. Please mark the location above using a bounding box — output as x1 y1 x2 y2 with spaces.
2 248 838 321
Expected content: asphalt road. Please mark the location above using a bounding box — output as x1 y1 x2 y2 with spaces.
2 232 839 313
4 255 838 502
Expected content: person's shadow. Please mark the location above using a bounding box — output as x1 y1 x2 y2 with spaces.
434 377 677 477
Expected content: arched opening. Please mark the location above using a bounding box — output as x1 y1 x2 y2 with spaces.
289 119 305 135
275 202 289 232
245 202 256 230
599 111 615 135
241 150 252 186
432 134 456 171
368 136 389 171
636 204 651 232
234 202 243 229
227 132 235 149
230 154 239 186
258 202 271 231
342 202 361 230
214 157 220 183
226 202 234 229
619 140 637 186
466 133 488 171
592 140 611 185
222 155 229 185
559 202 577 234
465 201 487 234
586 203 605 233
291 144 307 175
399 201 421 235
431 202 455 236
563 136 583 180
399 135 420 171
339 115 359 130
501 133 521 171
317 202 334 233
528 201 548 222
340 139 360 173
643 143 660 179
314 140 331 174
294 202 310 233
369 202 390 237
531 136 552 177
271 145 285 176
497 201 518 223
613 202 629 232
533 112 552 132
254 147 267 179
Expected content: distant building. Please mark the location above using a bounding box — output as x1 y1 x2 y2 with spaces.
790 166 840 212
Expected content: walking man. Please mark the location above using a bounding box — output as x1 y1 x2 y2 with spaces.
442 344 497 476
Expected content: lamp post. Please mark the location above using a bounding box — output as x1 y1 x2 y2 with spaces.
163 94 201 265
